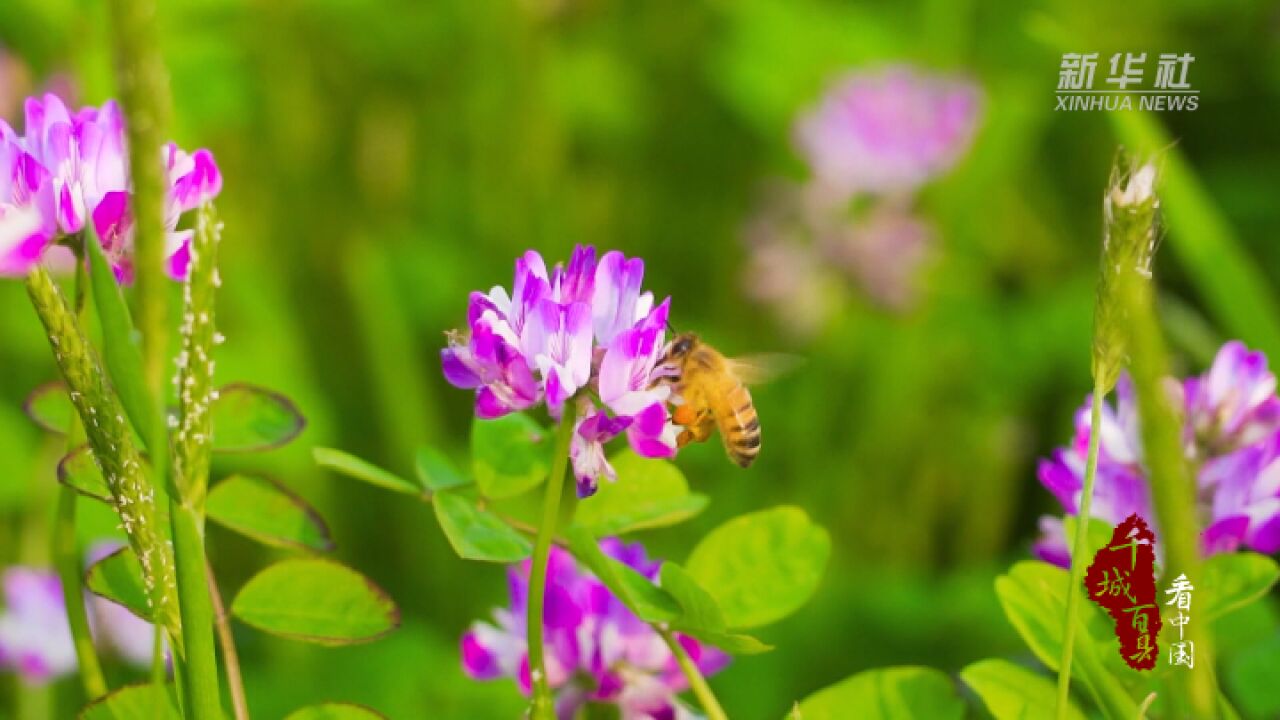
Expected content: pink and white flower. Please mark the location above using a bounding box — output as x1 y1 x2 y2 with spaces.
1035 342 1280 565
0 93 221 283
442 245 679 497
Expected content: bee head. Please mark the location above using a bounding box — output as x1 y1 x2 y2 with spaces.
669 332 698 359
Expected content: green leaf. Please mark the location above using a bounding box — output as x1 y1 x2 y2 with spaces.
86 231 157 443
1225 633 1280 720
960 659 1087 720
433 489 532 562
415 446 470 492
283 703 388 720
685 506 830 628
690 630 772 655
994 561 1140 719
85 547 152 622
471 413 549 499
573 451 708 535
1199 551 1280 622
206 474 334 552
231 558 400 645
314 447 424 496
564 527 679 623
79 683 181 720
212 383 307 452
660 562 726 633
58 445 112 502
795 666 964 720
23 381 73 434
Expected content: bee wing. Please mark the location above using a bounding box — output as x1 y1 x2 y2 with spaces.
725 354 804 386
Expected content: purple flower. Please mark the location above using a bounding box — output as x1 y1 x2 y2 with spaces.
794 66 981 199
442 245 678 497
462 540 728 720
0 568 75 682
0 93 221 283
1035 342 1280 565
0 125 55 276
1182 340 1280 454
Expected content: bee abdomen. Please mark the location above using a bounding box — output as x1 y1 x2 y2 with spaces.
722 390 761 468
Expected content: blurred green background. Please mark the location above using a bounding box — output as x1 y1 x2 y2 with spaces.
2 0 1279 717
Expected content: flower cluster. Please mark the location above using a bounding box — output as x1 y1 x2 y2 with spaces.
1036 341 1280 566
0 93 221 282
463 540 727 720
744 66 981 327
0 544 158 683
793 66 981 198
442 246 679 496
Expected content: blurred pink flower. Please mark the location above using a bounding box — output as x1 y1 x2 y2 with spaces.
794 66 981 199
819 200 933 311
0 544 159 684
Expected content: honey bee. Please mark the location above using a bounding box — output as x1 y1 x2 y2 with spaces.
659 333 789 468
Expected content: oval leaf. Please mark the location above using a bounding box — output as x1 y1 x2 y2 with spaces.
1200 551 1280 622
59 445 113 502
796 667 964 720
471 413 549 499
231 558 399 645
207 475 334 552
212 383 306 453
685 506 830 629
415 446 470 492
433 489 532 563
314 447 424 496
24 381 73 434
574 451 708 535
660 562 726 634
993 562 1141 719
79 683 181 720
85 547 152 622
960 659 1087 720
284 703 388 720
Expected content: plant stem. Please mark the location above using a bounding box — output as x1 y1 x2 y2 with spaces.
170 501 224 720
55 489 108 699
660 628 729 720
54 253 109 700
207 559 249 720
1055 376 1105 720
527 401 579 720
1125 278 1219 718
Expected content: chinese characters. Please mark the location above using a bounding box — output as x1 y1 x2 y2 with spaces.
1056 53 1198 112
1084 513 1163 670
1165 573 1196 669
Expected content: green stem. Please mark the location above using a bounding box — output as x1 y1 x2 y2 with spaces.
1126 279 1219 718
170 501 224 720
527 401 579 720
660 628 729 720
55 489 108 700
1055 376 1105 719
54 252 109 700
